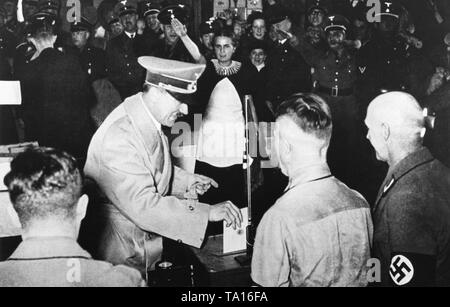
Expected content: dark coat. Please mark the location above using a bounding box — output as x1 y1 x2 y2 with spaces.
152 38 196 63
357 35 434 103
372 148 450 286
68 45 108 85
423 81 450 168
0 26 17 59
17 48 94 160
0 54 18 145
265 40 312 107
106 33 145 100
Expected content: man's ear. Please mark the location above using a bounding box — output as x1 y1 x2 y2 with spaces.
86 32 90 40
381 122 391 141
76 194 89 222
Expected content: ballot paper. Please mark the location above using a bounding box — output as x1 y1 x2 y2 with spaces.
0 81 21 105
223 207 248 254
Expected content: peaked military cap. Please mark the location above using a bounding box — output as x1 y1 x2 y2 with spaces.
116 0 137 17
38 0 59 11
307 0 329 16
23 0 39 6
158 4 189 25
70 17 92 33
24 11 57 37
376 1 401 19
141 1 161 18
199 19 219 35
105 11 120 26
324 14 350 33
138 56 206 95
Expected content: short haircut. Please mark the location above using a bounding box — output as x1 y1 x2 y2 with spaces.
276 93 333 142
3 147 83 227
214 28 238 47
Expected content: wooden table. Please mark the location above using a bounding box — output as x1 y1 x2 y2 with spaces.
190 235 252 287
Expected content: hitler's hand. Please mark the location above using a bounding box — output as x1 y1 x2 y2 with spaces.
189 174 219 196
171 18 187 37
209 201 243 230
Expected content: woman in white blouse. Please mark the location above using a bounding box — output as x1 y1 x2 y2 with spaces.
195 29 258 233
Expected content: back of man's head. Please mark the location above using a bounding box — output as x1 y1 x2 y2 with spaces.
367 92 425 149
276 93 333 147
3 147 82 229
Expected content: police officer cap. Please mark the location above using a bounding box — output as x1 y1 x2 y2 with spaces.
138 56 206 95
307 0 329 16
158 4 189 25
116 0 138 18
38 0 59 12
23 0 39 6
199 19 219 35
376 1 401 19
105 11 120 26
324 14 350 33
24 11 57 37
141 1 161 18
70 17 92 33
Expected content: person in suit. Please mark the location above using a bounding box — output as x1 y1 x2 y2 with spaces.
84 56 243 275
264 6 312 114
365 91 450 286
0 40 18 145
106 0 145 100
69 17 107 85
137 0 163 54
198 19 217 61
16 11 94 165
0 147 145 287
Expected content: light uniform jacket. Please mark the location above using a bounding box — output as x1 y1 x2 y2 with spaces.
0 237 144 287
84 93 210 274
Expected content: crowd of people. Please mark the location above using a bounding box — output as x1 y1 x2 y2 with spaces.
1 0 450 287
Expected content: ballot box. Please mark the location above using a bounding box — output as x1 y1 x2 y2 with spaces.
190 235 252 287
0 191 21 261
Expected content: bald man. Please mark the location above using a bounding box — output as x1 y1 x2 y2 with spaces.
365 92 450 287
251 93 373 287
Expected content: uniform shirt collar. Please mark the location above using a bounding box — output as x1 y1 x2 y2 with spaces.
287 163 332 191
8 237 91 260
255 63 265 72
140 94 162 132
125 31 136 39
386 147 434 183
